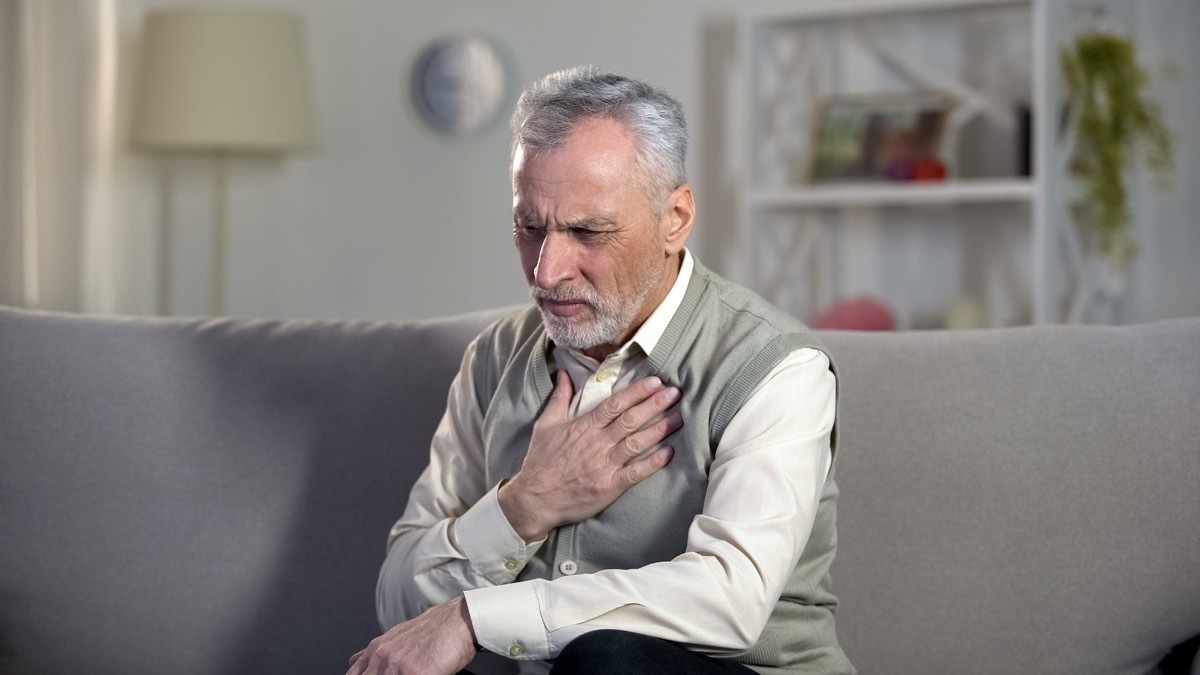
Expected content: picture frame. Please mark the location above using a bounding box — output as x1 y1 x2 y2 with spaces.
807 93 953 183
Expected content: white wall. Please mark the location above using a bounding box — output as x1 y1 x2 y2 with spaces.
113 0 1199 323
119 0 759 320
1129 0 1200 324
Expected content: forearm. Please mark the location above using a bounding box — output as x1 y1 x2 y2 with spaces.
375 337 549 628
465 541 799 660
375 517 474 627
377 481 544 628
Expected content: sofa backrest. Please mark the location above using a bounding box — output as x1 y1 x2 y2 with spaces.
823 319 1200 674
0 306 508 675
2 305 1198 675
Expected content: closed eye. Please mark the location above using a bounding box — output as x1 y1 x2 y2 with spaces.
514 223 545 241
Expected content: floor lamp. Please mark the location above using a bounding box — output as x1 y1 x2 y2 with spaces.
130 9 315 316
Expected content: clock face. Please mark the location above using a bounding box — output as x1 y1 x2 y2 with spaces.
411 36 507 136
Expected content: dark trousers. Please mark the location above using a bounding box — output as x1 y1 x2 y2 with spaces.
547 629 757 675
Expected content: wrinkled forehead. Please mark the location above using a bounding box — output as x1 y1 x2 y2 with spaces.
515 121 638 189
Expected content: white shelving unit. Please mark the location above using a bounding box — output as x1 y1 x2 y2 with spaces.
751 179 1037 209
734 0 1100 329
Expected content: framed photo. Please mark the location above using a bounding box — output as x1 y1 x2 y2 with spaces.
807 93 953 183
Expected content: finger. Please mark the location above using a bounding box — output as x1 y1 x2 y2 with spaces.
543 370 575 422
604 383 682 442
590 376 667 425
618 445 674 489
613 410 684 462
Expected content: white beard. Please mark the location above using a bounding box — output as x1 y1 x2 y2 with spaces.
531 256 664 351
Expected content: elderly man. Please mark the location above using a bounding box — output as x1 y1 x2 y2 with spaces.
348 67 853 675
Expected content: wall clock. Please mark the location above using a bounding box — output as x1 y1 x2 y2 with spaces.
411 36 508 137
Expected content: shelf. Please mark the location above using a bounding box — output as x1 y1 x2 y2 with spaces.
755 0 1030 24
749 179 1036 210
739 0 1059 328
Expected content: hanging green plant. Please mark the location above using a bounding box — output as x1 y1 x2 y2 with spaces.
1060 31 1174 272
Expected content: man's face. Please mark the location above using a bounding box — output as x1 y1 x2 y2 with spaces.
512 118 673 361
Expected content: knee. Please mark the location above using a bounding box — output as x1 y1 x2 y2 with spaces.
551 630 656 673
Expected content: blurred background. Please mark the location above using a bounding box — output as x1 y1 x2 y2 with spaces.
2 0 1197 329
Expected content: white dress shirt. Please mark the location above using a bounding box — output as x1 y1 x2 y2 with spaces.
377 251 836 671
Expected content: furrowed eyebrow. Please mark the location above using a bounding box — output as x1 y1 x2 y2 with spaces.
566 217 617 230
513 209 544 227
513 212 616 231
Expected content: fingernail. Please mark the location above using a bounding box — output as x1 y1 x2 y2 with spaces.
664 387 681 402
644 377 663 391
658 446 674 463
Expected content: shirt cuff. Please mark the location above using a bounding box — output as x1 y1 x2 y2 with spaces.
454 482 544 584
464 582 550 660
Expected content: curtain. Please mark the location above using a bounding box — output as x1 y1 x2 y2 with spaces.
0 0 29 307
0 0 134 313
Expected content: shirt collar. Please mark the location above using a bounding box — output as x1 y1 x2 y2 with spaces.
629 248 694 359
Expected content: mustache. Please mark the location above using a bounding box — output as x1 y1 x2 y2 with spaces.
530 285 600 306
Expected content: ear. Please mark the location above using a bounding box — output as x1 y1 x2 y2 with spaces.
661 183 696 256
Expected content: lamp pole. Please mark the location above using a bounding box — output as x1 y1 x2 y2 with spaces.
211 150 229 316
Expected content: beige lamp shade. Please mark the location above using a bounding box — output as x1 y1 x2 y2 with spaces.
130 9 316 152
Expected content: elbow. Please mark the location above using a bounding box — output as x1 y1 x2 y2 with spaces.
696 611 767 655
702 556 779 653
723 609 771 653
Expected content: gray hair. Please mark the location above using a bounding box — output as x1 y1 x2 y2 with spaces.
510 66 688 212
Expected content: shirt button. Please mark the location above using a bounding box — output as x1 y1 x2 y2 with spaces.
595 369 614 382
503 558 518 570
559 559 578 575
509 643 525 657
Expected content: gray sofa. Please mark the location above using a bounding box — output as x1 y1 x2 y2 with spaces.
1 304 1198 675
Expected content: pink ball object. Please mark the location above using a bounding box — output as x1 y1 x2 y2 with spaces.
814 296 896 331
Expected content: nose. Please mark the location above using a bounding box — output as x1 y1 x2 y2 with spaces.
534 231 577 290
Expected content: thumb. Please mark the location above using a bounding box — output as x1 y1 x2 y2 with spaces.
544 370 574 421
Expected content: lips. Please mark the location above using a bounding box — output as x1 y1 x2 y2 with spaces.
539 298 590 318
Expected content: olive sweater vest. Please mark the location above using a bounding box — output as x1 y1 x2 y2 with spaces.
470 261 853 674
